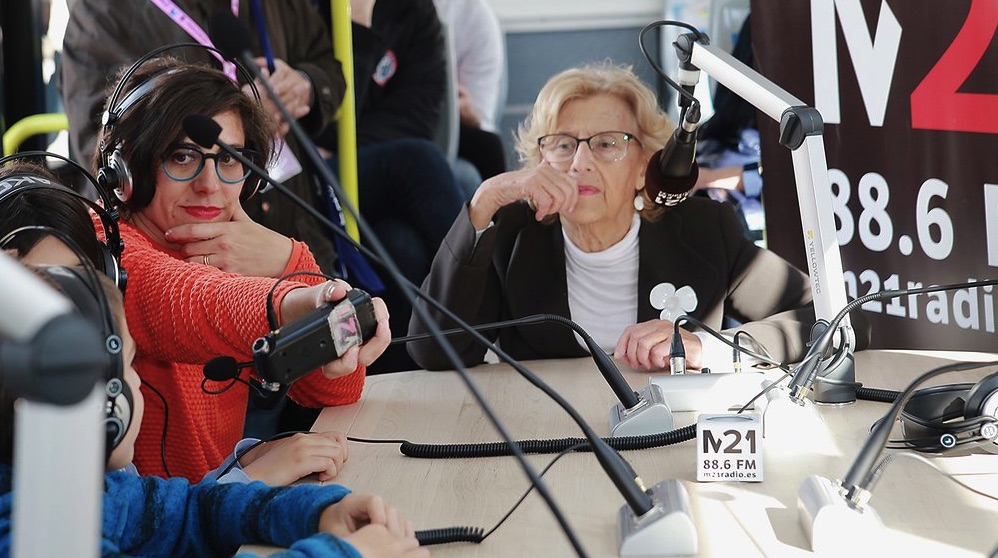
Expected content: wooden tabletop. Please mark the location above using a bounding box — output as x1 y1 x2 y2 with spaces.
244 350 998 557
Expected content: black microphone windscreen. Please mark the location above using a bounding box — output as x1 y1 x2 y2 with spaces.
183 114 222 149
203 356 240 381
645 153 699 207
209 10 255 62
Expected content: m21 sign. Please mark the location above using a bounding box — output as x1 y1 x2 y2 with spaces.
752 0 998 351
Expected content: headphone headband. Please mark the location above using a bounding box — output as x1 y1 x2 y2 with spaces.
98 43 264 207
0 161 126 291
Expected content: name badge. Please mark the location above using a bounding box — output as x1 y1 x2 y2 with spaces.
696 413 763 482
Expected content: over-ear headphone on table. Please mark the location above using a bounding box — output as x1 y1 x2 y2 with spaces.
898 373 998 454
0 152 127 292
97 43 264 206
17 248 133 461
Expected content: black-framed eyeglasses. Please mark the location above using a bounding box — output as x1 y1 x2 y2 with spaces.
161 143 260 184
537 131 640 164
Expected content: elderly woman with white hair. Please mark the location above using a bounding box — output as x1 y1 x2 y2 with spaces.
408 62 859 373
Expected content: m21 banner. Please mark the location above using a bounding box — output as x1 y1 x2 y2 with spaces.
751 0 998 351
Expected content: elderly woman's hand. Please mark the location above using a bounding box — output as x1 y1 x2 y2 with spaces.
279 279 392 378
468 162 579 230
613 319 704 372
165 204 294 277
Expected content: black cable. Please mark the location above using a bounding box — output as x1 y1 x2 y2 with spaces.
139 379 171 478
400 425 696 459
676 314 791 371
857 386 901 404
416 442 588 546
263 270 337 330
637 20 704 113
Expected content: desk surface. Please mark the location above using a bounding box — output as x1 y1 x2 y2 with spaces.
247 351 998 557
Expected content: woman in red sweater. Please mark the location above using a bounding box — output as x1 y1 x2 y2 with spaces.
92 58 390 483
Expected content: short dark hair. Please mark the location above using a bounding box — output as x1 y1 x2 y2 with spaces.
97 56 275 215
0 160 106 270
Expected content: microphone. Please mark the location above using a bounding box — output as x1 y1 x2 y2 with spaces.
669 319 687 376
0 253 106 405
644 105 701 207
201 355 289 409
395 313 676 437
799 358 998 554
203 355 252 382
209 10 258 67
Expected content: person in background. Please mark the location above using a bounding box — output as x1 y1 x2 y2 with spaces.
313 0 466 374
60 0 343 274
408 62 868 372
0 265 426 558
92 58 390 483
432 0 508 184
693 14 765 242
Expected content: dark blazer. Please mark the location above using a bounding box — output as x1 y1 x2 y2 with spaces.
408 197 835 370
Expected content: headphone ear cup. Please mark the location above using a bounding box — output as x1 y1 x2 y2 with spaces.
965 372 998 419
98 147 133 203
900 383 974 452
104 375 133 454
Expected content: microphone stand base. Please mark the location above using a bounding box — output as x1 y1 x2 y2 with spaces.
798 474 883 554
610 383 675 437
650 371 770 412
618 478 698 557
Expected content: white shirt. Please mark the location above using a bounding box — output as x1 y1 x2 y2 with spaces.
564 214 641 353
432 0 505 131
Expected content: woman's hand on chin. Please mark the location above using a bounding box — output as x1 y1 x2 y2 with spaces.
164 204 293 277
469 162 578 229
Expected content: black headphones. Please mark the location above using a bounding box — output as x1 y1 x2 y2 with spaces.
0 152 127 292
897 373 998 454
22 251 133 461
97 43 264 206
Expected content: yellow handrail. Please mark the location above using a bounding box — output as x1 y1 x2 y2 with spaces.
2 113 69 156
332 0 360 242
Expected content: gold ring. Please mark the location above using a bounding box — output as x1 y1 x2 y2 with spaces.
203 254 211 266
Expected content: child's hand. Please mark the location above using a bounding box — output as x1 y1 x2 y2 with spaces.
318 494 413 539
241 431 349 485
344 524 428 558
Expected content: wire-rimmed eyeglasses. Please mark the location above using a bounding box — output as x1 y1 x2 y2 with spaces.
537 131 640 164
161 143 260 184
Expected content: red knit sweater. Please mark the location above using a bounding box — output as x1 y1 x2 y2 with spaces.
112 220 365 481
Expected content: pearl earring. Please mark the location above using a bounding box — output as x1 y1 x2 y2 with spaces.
633 195 646 211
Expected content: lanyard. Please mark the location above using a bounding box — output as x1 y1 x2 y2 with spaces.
247 0 275 74
149 0 240 81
